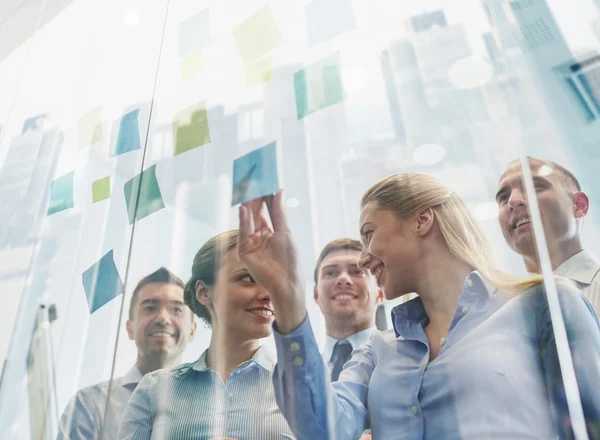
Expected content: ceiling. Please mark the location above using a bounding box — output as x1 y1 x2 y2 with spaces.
0 0 75 63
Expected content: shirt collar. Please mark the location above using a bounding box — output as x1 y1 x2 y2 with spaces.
391 270 495 339
192 345 276 373
121 364 144 387
555 249 600 285
324 326 377 364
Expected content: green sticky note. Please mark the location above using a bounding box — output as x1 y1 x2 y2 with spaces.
233 6 283 65
180 51 204 80
123 165 165 224
172 102 211 156
294 51 346 119
92 176 111 203
78 106 103 149
246 57 272 86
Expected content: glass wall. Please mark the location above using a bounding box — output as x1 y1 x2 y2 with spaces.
1 0 600 438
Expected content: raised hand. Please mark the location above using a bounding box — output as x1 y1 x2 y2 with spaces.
238 191 306 333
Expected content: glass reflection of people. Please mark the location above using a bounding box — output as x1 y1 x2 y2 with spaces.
237 179 600 439
117 230 294 440
497 157 600 315
57 268 196 440
313 239 383 383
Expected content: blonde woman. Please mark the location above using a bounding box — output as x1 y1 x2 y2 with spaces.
238 176 600 439
118 230 294 440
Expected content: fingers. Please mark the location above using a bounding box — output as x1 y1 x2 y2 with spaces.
268 190 290 232
238 204 254 249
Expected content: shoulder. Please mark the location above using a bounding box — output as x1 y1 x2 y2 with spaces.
138 362 196 388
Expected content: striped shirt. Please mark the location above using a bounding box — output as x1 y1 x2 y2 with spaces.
117 346 294 440
555 249 600 315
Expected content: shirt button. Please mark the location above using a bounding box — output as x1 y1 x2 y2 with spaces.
235 369 241 374
440 337 447 346
411 405 418 415
461 306 469 314
290 342 300 352
293 357 304 366
228 392 233 398
467 279 473 287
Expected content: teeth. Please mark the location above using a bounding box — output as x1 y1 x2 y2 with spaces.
249 309 273 316
373 266 384 278
335 294 355 300
151 332 171 337
516 217 531 228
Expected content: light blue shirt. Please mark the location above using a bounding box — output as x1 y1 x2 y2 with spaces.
323 326 376 375
273 272 600 439
117 346 294 440
555 249 600 315
57 365 142 440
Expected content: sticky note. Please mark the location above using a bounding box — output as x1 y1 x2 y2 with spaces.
233 6 283 65
294 52 346 119
232 141 279 205
47 171 75 216
124 165 165 224
172 102 211 156
178 9 211 58
92 176 111 203
78 106 103 149
246 57 272 86
82 250 124 314
305 0 357 46
110 109 141 157
180 51 204 80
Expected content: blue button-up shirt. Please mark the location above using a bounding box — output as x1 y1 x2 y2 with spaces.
117 346 294 440
273 272 600 439
57 364 143 440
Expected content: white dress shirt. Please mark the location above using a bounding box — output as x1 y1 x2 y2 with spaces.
323 326 377 375
555 249 600 315
57 364 143 440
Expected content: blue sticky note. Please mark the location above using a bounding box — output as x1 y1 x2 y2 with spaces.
294 51 346 119
124 165 166 224
305 0 357 46
47 171 75 216
111 109 141 157
232 142 279 205
179 9 211 58
82 250 124 314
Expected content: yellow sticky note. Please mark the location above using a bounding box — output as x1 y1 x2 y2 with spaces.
180 51 204 80
172 101 211 156
233 6 283 65
246 57 272 86
78 106 103 149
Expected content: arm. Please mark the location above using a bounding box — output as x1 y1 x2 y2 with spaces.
116 378 154 440
538 281 600 438
273 317 371 440
56 391 99 440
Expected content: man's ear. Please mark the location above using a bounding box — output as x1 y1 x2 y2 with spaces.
188 320 197 343
196 280 211 307
415 207 435 236
313 285 319 302
126 319 134 341
573 191 589 219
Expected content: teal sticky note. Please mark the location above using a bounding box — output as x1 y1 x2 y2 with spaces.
232 142 279 205
82 250 124 314
111 109 141 157
305 0 357 46
47 171 75 216
124 165 165 224
179 9 211 58
294 52 346 119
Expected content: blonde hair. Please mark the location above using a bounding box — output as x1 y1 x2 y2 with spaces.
184 230 239 324
361 173 542 294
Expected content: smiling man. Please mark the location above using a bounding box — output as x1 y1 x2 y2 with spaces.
57 267 196 440
313 239 383 382
496 157 600 314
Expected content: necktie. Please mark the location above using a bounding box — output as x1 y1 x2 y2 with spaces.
330 340 353 382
